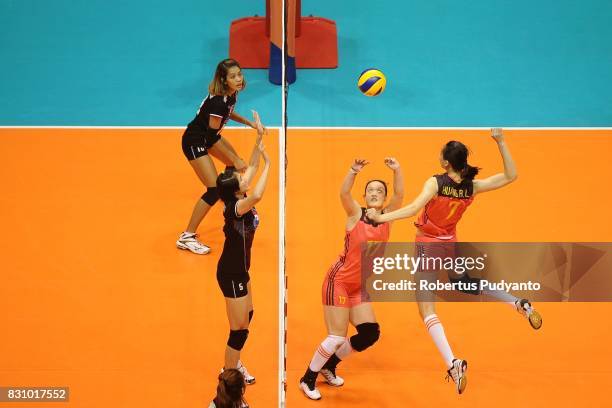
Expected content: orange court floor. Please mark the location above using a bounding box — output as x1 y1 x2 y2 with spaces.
1 128 612 407
286 129 612 408
0 128 279 407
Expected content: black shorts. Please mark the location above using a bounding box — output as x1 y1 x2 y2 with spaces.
217 272 250 298
181 129 222 161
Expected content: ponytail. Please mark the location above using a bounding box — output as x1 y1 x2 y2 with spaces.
442 141 480 180
214 369 246 408
461 164 479 180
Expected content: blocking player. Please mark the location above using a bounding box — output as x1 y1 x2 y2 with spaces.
216 127 270 386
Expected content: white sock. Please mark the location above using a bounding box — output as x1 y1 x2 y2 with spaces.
424 314 455 368
309 335 345 372
335 337 353 359
482 288 519 307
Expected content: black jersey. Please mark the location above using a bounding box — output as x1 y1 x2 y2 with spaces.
186 93 237 134
217 198 259 276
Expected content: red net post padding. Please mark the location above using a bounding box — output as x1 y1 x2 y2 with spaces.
229 12 270 68
291 0 337 68
229 0 337 71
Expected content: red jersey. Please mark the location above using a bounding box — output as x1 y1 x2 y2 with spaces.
327 209 390 284
415 174 474 240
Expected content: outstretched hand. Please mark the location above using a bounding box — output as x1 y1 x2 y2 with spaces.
491 128 504 143
252 110 267 135
351 159 369 173
384 157 400 170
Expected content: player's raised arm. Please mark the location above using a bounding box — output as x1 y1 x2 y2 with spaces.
367 177 437 223
340 159 368 218
383 157 404 213
236 142 271 216
241 111 265 185
473 128 518 194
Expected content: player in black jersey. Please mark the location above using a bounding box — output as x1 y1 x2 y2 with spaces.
177 58 266 255
216 131 271 386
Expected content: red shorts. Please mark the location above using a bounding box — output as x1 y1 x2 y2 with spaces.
415 235 467 301
415 235 457 271
322 276 367 308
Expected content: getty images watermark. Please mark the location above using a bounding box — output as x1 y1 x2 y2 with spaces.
371 252 541 293
360 242 612 302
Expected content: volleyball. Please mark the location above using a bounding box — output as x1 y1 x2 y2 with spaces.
357 68 386 96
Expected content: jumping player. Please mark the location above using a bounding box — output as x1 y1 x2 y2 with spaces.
177 58 266 255
216 128 270 387
367 128 542 395
300 158 404 400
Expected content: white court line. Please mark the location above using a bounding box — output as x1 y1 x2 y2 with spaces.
287 126 612 130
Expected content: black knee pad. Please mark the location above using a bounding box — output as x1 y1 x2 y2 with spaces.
248 310 253 323
201 187 219 206
350 322 380 352
227 329 249 351
449 272 481 295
